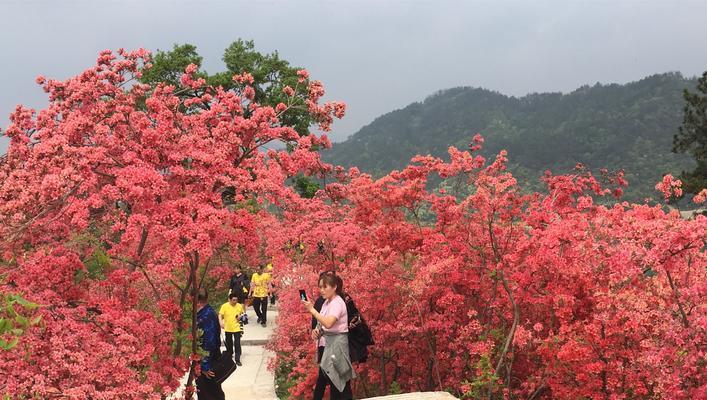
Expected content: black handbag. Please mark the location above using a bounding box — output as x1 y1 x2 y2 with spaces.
207 352 237 384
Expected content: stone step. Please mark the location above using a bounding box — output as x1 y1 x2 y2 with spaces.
240 339 269 346
363 392 459 400
221 345 277 400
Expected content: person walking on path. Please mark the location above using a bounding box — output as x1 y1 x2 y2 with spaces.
219 293 245 366
303 273 356 400
196 288 225 400
267 262 277 305
249 263 272 327
228 264 250 303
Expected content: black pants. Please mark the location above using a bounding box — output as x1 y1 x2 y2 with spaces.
253 296 268 324
314 346 352 400
196 351 225 400
196 375 225 400
224 331 242 362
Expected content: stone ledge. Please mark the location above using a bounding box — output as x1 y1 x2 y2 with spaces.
362 392 459 400
241 339 268 346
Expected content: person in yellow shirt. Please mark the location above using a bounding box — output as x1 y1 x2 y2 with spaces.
249 263 272 326
219 293 245 366
266 262 277 306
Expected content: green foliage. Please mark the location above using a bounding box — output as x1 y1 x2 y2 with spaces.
673 71 707 194
141 39 311 135
70 230 112 283
274 358 297 400
143 40 321 205
293 175 321 198
80 247 110 281
388 381 403 395
139 44 204 88
0 289 41 351
461 355 498 399
324 73 698 202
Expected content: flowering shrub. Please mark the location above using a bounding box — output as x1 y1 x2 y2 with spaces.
0 49 343 399
268 141 706 399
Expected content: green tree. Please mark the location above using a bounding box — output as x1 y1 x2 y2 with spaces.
673 71 707 194
141 40 322 198
139 43 204 88
293 174 321 198
211 40 310 135
141 39 312 135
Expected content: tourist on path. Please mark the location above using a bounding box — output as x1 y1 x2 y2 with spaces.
267 262 277 305
219 292 245 366
310 271 335 400
196 288 225 400
228 264 250 302
249 263 272 326
303 273 356 400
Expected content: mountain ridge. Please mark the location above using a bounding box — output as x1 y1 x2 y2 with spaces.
323 72 697 201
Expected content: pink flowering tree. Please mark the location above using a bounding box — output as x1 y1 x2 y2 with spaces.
0 49 343 398
269 136 706 399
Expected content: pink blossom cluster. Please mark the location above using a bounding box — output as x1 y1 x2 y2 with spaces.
180 63 206 89
655 174 683 200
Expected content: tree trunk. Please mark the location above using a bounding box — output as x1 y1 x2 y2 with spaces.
183 252 200 400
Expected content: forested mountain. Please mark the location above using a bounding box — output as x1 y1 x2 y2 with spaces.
323 72 697 202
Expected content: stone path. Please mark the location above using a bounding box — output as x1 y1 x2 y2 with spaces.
220 305 278 399
169 305 458 399
363 393 458 400
166 304 278 400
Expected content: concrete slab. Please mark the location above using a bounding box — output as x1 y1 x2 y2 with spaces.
167 304 279 400
362 393 459 400
220 303 278 399
221 345 277 399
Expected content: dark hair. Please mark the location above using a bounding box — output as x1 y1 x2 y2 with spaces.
228 292 239 300
319 270 344 293
197 288 208 302
319 273 343 296
318 270 335 279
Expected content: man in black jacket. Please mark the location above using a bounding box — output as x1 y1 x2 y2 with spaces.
228 265 249 302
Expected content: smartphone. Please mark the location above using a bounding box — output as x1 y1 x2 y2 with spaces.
299 289 308 301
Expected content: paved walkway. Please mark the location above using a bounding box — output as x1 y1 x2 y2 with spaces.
363 393 458 400
221 305 278 399
165 305 458 400
166 304 279 400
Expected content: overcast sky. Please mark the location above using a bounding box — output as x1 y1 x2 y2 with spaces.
2 0 707 153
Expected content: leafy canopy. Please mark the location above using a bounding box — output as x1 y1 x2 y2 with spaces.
141 39 312 136
673 70 707 194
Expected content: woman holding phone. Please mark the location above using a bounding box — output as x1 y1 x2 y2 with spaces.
302 273 355 400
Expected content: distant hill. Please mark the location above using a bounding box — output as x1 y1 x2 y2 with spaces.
323 72 697 202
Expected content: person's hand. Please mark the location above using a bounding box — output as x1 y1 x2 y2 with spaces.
301 298 314 313
310 328 321 340
203 370 215 378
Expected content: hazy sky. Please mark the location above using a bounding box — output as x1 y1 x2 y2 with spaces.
2 0 707 153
